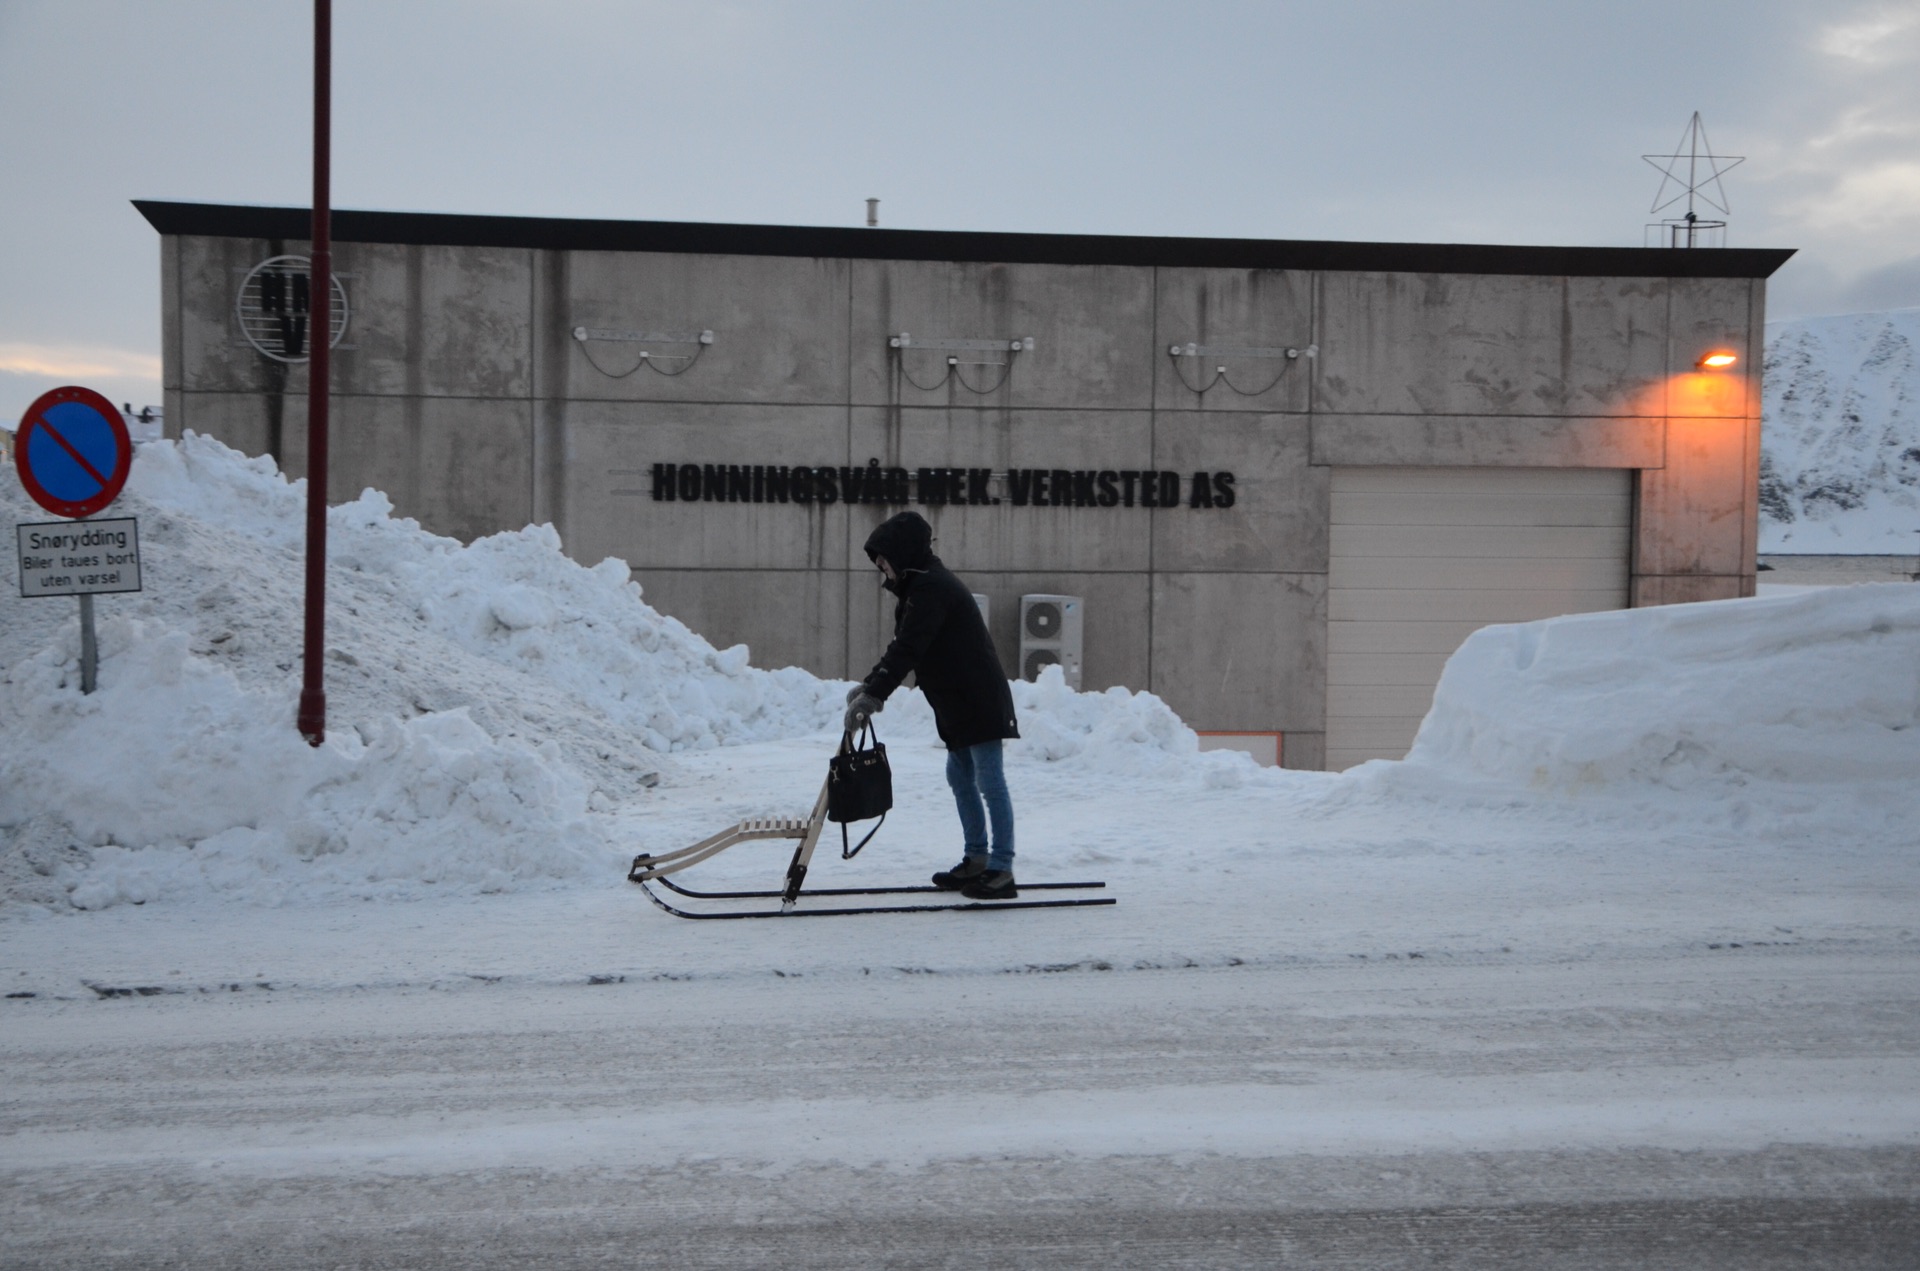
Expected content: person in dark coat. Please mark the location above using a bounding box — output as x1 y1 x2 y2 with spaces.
844 511 1021 899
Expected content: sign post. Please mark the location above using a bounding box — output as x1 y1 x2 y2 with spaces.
13 385 141 693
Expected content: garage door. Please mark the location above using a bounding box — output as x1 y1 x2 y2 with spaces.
1326 466 1632 771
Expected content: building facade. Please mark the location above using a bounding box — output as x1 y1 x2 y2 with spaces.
138 201 1790 770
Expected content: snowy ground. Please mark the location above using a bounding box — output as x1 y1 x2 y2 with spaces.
4 436 1919 1265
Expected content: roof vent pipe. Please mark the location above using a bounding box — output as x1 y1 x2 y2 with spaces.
866 198 879 228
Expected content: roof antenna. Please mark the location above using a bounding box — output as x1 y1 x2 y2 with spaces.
1643 112 1744 248
866 198 879 228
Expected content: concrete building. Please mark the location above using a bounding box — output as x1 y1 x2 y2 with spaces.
136 201 1791 770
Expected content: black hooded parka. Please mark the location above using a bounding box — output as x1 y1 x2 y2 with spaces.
858 511 1019 751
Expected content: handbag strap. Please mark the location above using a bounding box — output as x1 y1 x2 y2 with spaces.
840 811 886 860
841 718 880 755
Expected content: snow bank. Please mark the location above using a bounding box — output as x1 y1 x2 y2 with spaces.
1010 668 1251 783
0 613 609 909
1370 584 1920 834
1 433 1232 911
126 436 842 752
1761 308 1920 552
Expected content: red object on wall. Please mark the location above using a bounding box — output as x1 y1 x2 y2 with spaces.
296 0 332 747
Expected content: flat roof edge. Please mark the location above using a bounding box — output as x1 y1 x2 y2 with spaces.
131 200 1797 279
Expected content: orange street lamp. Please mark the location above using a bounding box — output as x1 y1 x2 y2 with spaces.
1697 350 1739 369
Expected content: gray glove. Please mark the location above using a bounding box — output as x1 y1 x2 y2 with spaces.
843 687 883 734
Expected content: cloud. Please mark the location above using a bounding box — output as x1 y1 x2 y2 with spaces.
1744 1 1920 312
0 344 162 380
1837 254 1920 313
1801 104 1920 153
1825 160 1920 227
1817 4 1920 62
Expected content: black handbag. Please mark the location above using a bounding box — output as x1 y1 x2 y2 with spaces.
827 722 892 859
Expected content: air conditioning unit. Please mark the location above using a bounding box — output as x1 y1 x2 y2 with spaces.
1019 594 1083 688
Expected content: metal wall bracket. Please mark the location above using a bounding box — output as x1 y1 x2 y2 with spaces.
570 326 715 377
1169 342 1316 360
891 334 1034 352
890 333 1034 367
574 326 714 346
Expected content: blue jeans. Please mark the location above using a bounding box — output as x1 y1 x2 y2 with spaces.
946 740 1015 872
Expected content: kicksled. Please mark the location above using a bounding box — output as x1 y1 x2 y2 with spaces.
627 727 1115 919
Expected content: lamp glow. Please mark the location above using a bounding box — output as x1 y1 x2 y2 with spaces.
1698 351 1739 369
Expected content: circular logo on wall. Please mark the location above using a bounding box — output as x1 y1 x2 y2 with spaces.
235 255 350 364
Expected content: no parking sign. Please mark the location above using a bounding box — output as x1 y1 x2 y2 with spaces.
14 385 134 518
13 385 143 693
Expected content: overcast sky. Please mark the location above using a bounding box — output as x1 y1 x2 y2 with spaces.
3 0 1917 425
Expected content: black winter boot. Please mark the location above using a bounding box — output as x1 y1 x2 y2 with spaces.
932 857 988 890
961 870 1018 900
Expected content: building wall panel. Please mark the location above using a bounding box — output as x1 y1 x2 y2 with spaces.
1151 268 1315 414
636 567 851 679
1150 411 1324 573
1315 272 1670 417
563 250 851 404
849 259 1156 411
1149 571 1326 733
1310 413 1667 469
562 401 853 573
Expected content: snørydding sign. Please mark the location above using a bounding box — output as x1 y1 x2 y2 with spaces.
650 462 1238 509
16 517 142 598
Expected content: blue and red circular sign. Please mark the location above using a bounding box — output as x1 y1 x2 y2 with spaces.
14 385 134 519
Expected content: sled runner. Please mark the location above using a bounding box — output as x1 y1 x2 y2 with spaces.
626 735 1114 919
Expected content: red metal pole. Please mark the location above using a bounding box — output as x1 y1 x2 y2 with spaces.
296 0 331 746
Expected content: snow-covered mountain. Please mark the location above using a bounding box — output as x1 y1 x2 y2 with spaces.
1760 307 1920 553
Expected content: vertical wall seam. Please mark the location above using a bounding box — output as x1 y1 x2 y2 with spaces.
1745 275 1763 582
1307 270 1319 422
1145 264 1159 691
844 258 855 679
1305 266 1320 756
528 247 538 527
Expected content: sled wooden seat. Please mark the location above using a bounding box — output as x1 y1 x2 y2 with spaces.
626 782 829 885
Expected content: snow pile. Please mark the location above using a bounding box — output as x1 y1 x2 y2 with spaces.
0 603 606 910
1012 668 1196 767
1760 308 1920 552
0 433 1231 910
1377 584 1920 832
2 622 602 910
127 437 841 752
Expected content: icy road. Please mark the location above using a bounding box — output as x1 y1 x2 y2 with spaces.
3 930 1915 1268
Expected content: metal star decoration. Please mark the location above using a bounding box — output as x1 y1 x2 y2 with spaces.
1643 111 1745 218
